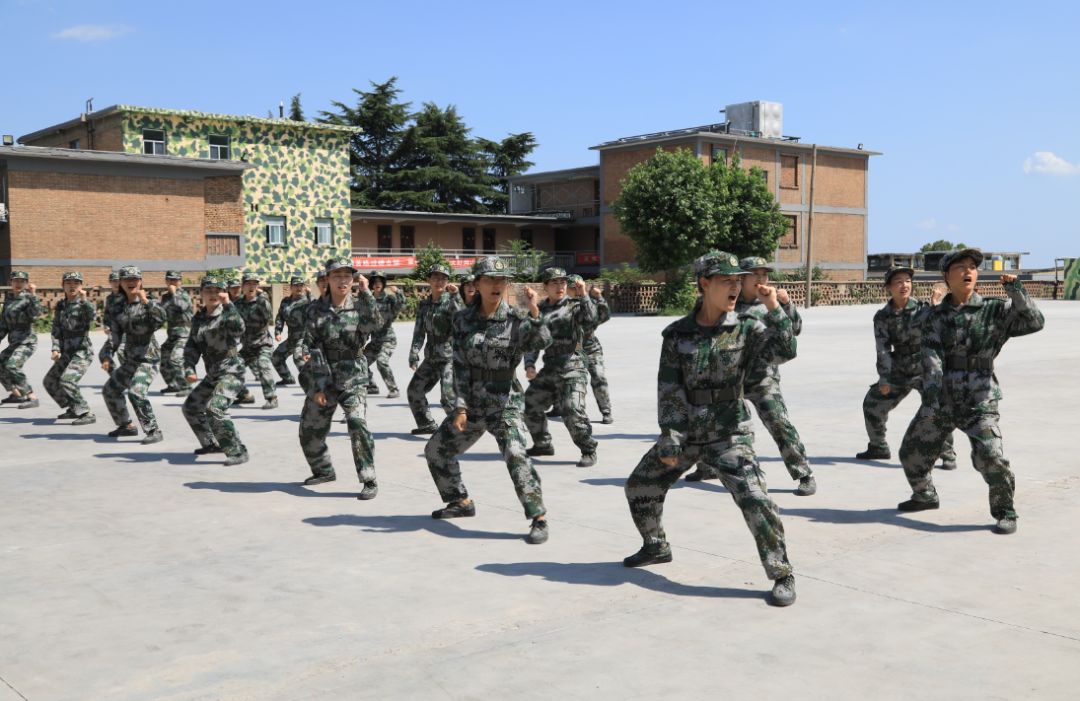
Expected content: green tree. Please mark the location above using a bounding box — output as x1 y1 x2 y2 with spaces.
500 238 546 281
413 241 452 279
717 153 786 258
478 132 537 213
288 93 304 121
920 239 969 252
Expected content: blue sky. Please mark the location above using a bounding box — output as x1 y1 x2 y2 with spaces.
2 0 1077 267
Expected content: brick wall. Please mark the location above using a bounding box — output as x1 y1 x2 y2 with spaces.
21 114 125 152
204 176 243 232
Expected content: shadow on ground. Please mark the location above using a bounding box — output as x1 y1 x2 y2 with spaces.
782 507 988 533
185 480 359 498
580 477 730 494
96 451 201 465
303 513 524 540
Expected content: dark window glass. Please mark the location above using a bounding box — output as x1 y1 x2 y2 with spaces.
400 225 415 250
520 228 533 246
462 227 476 251
377 225 392 253
482 228 496 254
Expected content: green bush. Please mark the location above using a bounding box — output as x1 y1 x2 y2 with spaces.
598 263 656 285
654 269 698 316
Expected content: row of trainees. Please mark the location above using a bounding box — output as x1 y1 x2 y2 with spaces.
0 247 1044 606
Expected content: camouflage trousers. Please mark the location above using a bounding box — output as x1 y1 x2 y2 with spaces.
43 348 93 415
524 365 597 453
241 346 276 401
862 382 956 462
183 372 246 458
160 329 191 391
585 348 612 416
0 340 36 395
272 339 299 384
424 408 545 519
365 339 399 393
626 440 792 580
746 379 811 480
408 358 455 427
899 408 1016 519
103 357 160 433
299 385 375 484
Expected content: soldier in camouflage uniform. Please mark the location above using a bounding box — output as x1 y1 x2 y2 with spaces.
159 270 194 396
226 277 255 405
272 275 309 387
407 264 461 434
43 272 97 423
458 273 477 305
99 271 127 376
101 266 167 443
524 267 599 467
897 249 1045 535
423 257 553 544
567 273 613 424
687 257 816 496
0 271 43 408
182 276 250 465
623 251 798 607
856 266 956 468
293 271 327 395
297 259 382 500
234 272 278 409
365 270 406 398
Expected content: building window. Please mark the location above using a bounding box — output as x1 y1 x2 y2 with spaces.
757 169 768 185
209 134 230 160
315 218 332 247
711 146 727 165
69 139 80 150
779 215 798 249
265 216 286 247
780 155 799 189
462 227 476 251
521 228 533 246
142 129 166 155
482 228 496 254
377 225 392 253
400 225 415 250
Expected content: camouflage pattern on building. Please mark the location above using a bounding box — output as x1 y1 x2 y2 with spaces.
423 299 552 518
625 301 797 580
366 287 406 394
102 297 167 434
407 292 462 429
0 288 44 396
234 291 276 402
898 281 1045 520
159 285 194 392
182 301 248 458
272 292 310 385
43 296 96 416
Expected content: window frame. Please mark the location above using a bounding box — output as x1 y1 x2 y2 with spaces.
377 225 392 253
462 227 476 252
482 227 496 254
142 129 166 156
711 145 728 165
209 134 230 160
314 218 333 247
399 225 415 251
780 154 799 189
779 214 798 249
265 216 287 247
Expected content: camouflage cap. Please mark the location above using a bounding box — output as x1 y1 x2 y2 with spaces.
694 251 748 278
200 276 225 289
165 270 183 280
458 273 476 284
540 267 569 283
62 271 84 283
9 270 29 281
316 269 328 280
324 258 357 274
567 274 584 285
289 275 306 286
108 271 120 282
739 256 774 272
241 271 261 283
940 247 984 273
471 257 513 278
426 264 452 278
369 269 388 282
884 266 916 286
226 277 241 288
118 265 142 279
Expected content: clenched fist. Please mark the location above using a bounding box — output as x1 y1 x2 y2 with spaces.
757 284 779 310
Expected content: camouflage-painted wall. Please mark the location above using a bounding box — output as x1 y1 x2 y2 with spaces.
117 107 354 282
1063 258 1080 301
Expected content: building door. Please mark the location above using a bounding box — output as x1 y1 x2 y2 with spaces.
482 228 496 254
462 227 476 252
377 225 392 252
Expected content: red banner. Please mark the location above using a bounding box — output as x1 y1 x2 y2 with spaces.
352 255 480 271
576 252 601 265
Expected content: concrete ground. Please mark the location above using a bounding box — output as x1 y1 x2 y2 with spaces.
1 301 1078 701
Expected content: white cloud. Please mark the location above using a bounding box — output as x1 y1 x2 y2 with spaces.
51 24 133 42
1022 151 1080 176
917 217 937 231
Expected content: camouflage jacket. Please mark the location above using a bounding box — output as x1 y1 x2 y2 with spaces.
275 294 309 336
160 287 194 332
581 293 611 354
410 292 462 365
919 281 1044 414
370 289 406 345
51 297 96 354
304 291 382 394
656 302 796 457
104 297 167 364
184 303 246 379
872 297 934 386
294 295 327 367
235 292 274 349
0 290 43 346
437 300 551 416
102 291 126 330
736 297 802 388
523 295 596 371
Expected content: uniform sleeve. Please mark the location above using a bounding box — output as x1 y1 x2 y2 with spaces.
656 333 688 458
409 302 427 365
354 290 383 334
102 301 125 363
275 299 288 335
595 295 611 325
517 312 551 355
430 296 459 345
999 280 1045 339
752 307 797 366
873 309 891 385
183 316 203 376
919 313 945 409
50 301 63 353
782 302 803 336
388 290 406 319
146 299 168 329
0 302 8 344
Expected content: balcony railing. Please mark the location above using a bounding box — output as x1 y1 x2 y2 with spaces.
350 248 599 273
510 200 601 219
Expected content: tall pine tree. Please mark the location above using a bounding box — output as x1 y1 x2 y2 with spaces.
478 132 537 213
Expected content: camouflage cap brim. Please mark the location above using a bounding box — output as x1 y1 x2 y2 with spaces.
884 267 916 285
940 248 984 272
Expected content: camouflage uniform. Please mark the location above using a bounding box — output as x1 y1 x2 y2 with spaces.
99 280 128 372
861 291 956 464
366 277 405 394
234 278 277 403
273 285 311 388
159 273 194 392
0 273 43 397
299 262 383 486
524 269 598 457
43 277 96 417
625 252 796 582
102 268 167 435
293 289 325 395
408 284 461 429
423 264 552 519
898 272 1045 522
579 281 613 419
182 281 248 459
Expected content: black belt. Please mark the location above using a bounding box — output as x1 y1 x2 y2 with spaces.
945 355 993 371
687 387 743 405
892 344 919 355
470 366 515 382
324 349 362 362
126 335 153 345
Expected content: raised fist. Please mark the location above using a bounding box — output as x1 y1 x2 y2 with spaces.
589 285 602 298
1001 274 1017 284
51 351 61 362
776 288 791 305
445 283 458 295
355 274 369 292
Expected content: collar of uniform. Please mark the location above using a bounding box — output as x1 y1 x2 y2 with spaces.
331 294 353 311
541 296 569 311
943 292 984 309
209 305 224 318
475 300 510 321
886 297 919 314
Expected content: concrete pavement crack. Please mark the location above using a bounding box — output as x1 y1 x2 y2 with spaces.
0 673 29 701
